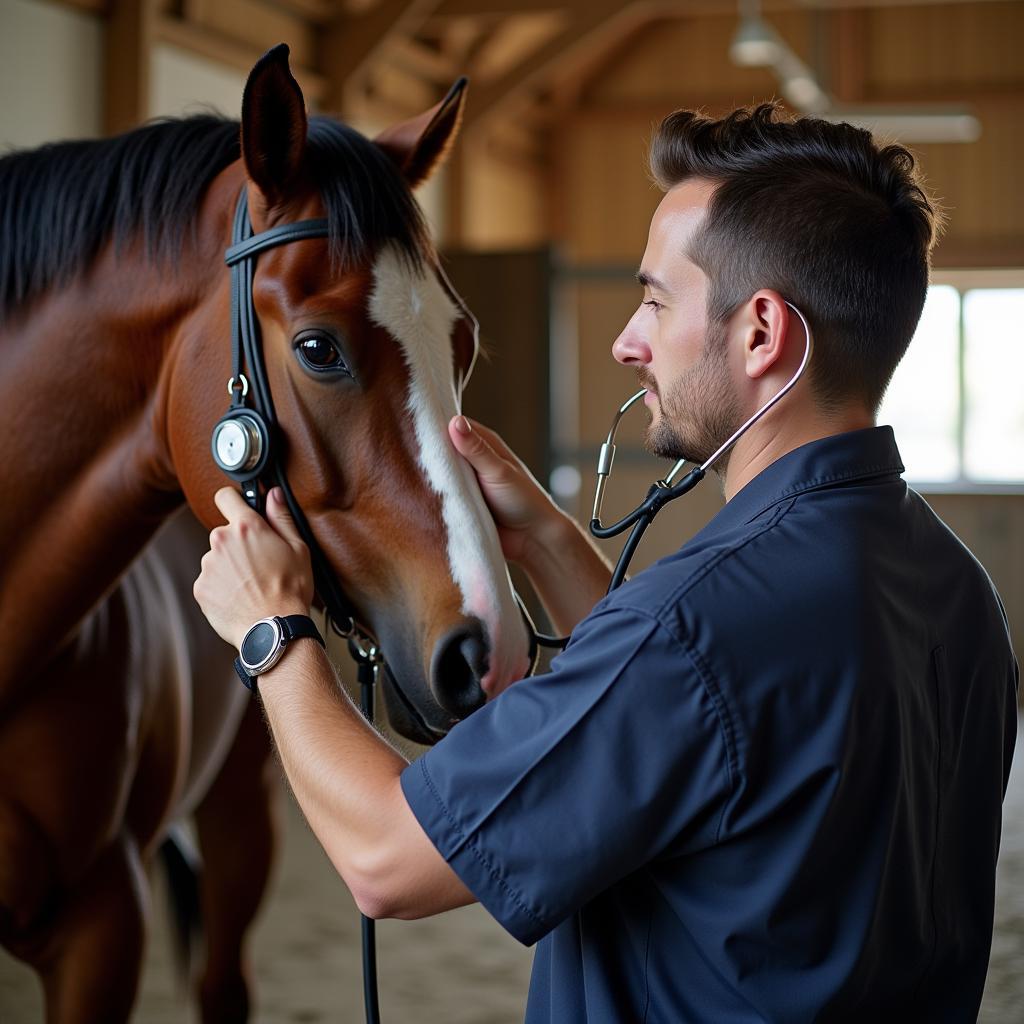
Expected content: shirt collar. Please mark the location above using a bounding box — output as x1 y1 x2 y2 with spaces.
695 425 905 538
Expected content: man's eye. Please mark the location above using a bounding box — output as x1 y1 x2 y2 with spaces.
643 299 663 312
295 333 349 375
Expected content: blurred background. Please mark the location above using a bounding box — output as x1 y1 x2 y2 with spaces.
0 0 1021 1020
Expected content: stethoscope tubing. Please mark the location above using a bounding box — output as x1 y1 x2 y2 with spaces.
528 300 814 648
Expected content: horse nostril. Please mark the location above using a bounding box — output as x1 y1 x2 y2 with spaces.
431 623 490 718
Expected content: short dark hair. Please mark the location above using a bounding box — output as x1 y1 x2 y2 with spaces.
649 102 943 411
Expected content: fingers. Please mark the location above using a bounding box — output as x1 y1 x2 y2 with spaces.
213 486 260 525
213 486 305 552
266 487 306 549
448 416 506 477
195 488 314 645
449 415 523 480
458 417 521 465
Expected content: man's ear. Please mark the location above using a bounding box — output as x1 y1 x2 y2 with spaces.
240 43 308 208
744 291 790 379
375 78 467 189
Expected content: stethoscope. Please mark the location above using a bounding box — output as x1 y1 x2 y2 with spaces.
531 300 814 650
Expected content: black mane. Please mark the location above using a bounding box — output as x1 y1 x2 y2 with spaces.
0 114 429 322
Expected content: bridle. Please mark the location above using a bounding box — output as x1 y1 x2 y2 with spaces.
215 187 551 1022
217 186 388 1022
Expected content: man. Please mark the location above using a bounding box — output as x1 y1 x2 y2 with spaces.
194 104 1018 1020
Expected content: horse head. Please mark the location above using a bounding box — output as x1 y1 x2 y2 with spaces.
171 46 532 743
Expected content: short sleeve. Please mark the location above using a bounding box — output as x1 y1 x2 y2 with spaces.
400 605 732 946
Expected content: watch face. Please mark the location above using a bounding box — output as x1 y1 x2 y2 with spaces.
240 619 280 671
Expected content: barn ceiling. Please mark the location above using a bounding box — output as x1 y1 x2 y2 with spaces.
57 0 1022 139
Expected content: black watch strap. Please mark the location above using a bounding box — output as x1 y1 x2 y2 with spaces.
234 657 259 692
234 614 326 693
279 614 326 647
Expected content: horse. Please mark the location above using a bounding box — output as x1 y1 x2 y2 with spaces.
0 43 531 1023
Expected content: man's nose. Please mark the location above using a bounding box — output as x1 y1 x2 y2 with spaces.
611 308 652 366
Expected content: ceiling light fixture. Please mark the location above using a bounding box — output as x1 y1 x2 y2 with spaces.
729 12 781 67
727 0 981 143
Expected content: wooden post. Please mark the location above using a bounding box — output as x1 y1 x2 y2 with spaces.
832 8 868 104
103 0 157 136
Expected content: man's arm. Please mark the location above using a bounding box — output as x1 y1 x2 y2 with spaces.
193 486 474 920
448 416 612 634
256 638 474 920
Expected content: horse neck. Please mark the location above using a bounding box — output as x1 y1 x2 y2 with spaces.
0 169 241 692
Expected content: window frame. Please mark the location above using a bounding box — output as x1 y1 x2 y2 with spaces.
890 268 1024 495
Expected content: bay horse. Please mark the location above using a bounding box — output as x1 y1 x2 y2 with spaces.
0 44 530 1022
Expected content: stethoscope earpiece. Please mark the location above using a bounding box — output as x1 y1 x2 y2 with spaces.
590 300 814 588
527 302 813 652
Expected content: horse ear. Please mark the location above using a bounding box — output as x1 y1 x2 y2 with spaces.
375 77 468 189
241 43 308 206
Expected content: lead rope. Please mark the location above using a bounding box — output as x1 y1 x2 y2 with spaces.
346 631 384 1024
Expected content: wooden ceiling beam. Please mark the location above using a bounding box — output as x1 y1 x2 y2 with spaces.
156 13 328 105
387 37 462 84
433 0 1022 14
319 0 443 113
432 0 568 16
462 0 658 131
182 0 314 67
274 0 336 21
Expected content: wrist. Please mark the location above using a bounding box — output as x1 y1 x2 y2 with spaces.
235 612 324 693
257 634 325 690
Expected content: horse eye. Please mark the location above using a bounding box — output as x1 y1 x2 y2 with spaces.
295 333 348 375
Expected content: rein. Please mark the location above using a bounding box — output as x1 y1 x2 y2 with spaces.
219 188 382 1023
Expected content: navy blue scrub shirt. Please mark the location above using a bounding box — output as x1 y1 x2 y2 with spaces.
401 426 1019 1023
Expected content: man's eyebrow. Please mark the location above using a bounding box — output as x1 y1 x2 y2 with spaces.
636 269 668 292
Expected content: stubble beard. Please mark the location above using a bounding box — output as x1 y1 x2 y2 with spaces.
641 319 742 470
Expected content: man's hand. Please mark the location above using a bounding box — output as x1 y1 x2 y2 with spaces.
448 415 565 567
448 415 613 633
193 486 313 648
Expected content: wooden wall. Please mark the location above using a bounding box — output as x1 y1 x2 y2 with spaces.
0 0 103 146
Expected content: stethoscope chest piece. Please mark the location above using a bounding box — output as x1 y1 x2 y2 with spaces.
211 407 271 478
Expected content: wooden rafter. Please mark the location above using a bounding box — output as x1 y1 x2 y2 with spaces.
468 12 567 84
462 0 658 131
318 0 443 111
155 13 328 105
275 0 335 21
430 0 569 17
387 37 462 84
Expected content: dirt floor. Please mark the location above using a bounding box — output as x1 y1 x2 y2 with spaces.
0 783 534 1024
2 716 1022 1023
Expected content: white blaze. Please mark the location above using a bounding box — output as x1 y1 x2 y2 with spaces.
368 245 526 690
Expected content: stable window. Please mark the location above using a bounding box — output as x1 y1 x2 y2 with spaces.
878 271 1024 489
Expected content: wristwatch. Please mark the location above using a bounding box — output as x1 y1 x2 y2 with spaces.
234 614 325 692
